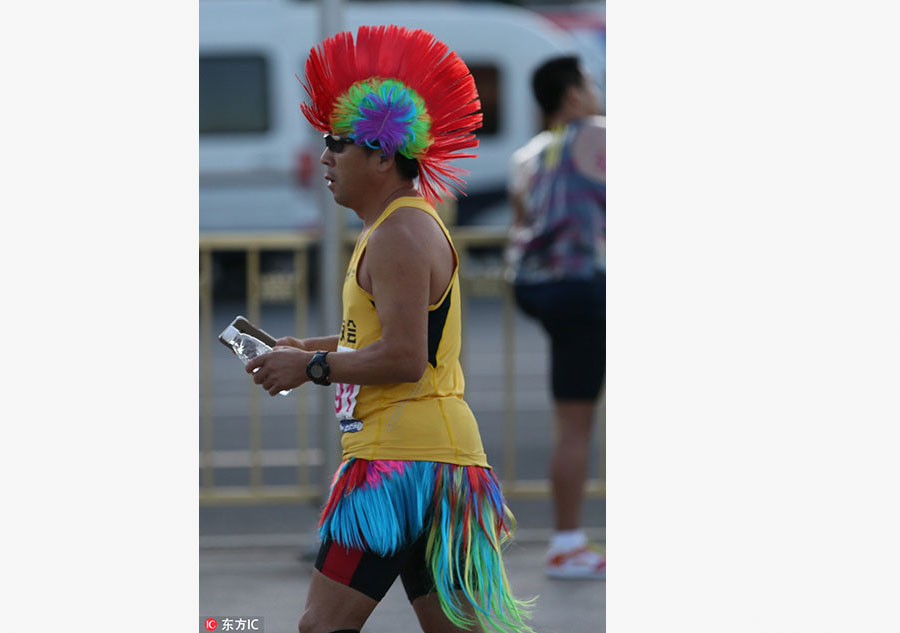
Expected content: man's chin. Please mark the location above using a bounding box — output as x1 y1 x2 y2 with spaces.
332 193 352 210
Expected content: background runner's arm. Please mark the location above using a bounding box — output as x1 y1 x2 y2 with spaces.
508 148 531 228
510 191 527 228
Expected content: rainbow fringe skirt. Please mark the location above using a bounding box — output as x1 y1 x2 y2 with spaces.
319 458 535 633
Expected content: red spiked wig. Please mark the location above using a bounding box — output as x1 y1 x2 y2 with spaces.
299 25 483 202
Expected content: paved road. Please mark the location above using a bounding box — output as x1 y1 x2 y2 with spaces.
200 540 605 633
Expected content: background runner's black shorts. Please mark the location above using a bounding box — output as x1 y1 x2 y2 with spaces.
514 275 605 401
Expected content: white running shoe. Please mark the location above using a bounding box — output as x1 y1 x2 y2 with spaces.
546 544 606 580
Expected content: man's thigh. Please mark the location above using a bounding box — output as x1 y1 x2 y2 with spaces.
300 569 378 633
314 537 411 601
398 532 463 604
304 536 420 632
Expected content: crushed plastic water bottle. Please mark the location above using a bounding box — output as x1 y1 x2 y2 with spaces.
221 325 291 396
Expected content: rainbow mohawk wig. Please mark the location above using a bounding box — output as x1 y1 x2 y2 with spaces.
300 25 483 201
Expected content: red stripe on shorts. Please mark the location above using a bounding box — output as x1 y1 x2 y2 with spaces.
321 542 364 585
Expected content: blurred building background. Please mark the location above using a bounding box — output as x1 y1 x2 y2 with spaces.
200 0 604 234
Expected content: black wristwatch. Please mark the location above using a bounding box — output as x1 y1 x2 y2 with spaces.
306 351 331 385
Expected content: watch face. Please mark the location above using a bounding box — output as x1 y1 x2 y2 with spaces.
310 363 324 379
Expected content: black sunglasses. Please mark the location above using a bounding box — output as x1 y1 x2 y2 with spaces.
324 134 354 153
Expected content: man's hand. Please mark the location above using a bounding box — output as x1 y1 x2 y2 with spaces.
245 346 312 396
275 336 307 349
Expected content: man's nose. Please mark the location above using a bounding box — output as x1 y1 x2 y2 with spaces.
320 148 332 165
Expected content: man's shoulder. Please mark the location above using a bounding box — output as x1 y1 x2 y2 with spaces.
571 117 605 184
571 116 604 144
369 203 440 251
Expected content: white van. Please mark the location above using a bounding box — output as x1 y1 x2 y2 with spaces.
200 0 596 232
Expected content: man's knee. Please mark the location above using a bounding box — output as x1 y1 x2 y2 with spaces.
297 611 359 633
296 610 315 633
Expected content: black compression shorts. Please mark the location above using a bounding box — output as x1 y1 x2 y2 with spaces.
314 533 460 602
514 275 605 400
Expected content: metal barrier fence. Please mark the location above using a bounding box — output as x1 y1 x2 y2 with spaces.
199 227 605 505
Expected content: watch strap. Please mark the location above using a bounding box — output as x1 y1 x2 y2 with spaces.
306 350 331 385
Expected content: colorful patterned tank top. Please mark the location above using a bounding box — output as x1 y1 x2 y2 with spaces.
512 117 605 283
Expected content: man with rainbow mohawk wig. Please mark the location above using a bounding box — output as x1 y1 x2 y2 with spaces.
244 25 535 633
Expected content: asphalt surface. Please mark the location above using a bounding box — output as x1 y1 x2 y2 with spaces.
200 539 605 633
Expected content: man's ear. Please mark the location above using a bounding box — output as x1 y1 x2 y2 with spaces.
375 152 394 173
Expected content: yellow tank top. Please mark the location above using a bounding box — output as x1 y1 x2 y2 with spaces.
334 197 489 467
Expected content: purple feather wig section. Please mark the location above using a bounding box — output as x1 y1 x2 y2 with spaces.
352 84 417 157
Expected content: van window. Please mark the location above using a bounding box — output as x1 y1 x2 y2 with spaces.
200 54 270 134
467 64 500 136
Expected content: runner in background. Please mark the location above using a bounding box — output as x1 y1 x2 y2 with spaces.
508 55 606 580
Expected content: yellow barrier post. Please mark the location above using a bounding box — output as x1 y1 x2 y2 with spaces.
294 247 310 487
503 280 517 490
200 248 215 490
246 247 263 490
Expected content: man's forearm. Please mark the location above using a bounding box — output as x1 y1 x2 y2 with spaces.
300 334 339 352
327 340 425 386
